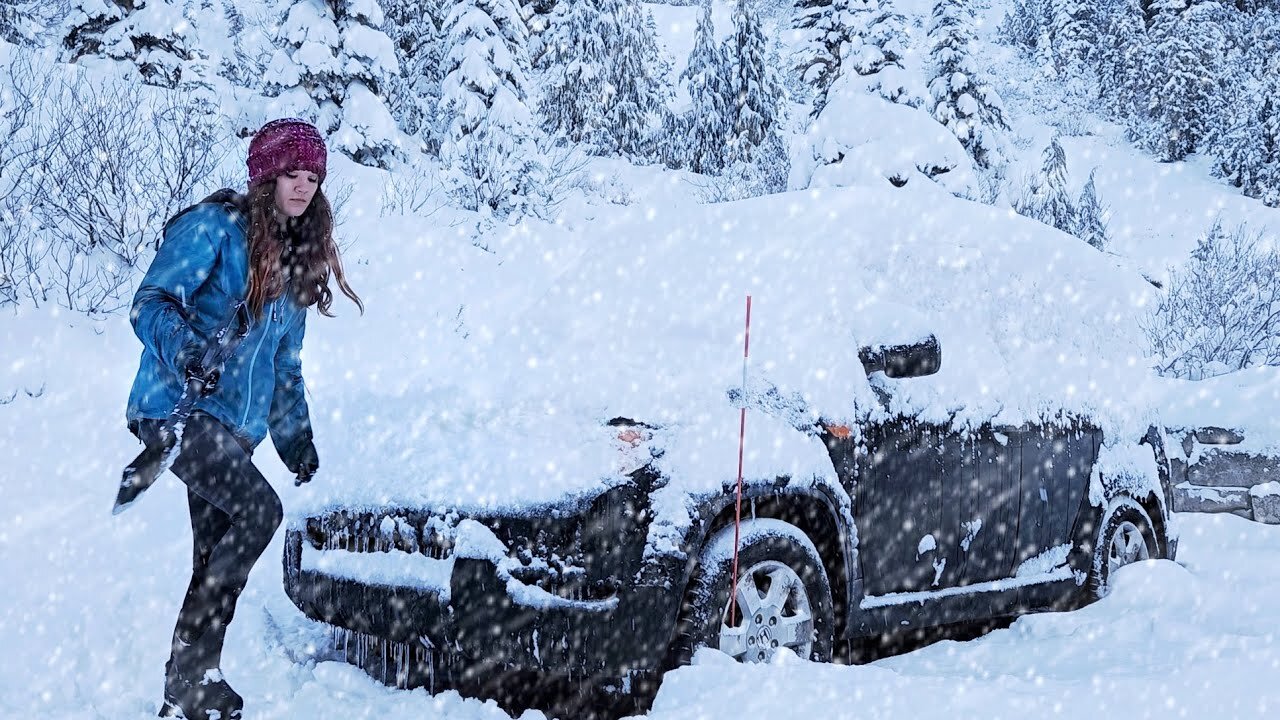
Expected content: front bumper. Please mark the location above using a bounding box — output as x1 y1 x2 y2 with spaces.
283 528 677 686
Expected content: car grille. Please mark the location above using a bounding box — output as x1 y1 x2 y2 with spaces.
326 624 463 692
305 510 456 560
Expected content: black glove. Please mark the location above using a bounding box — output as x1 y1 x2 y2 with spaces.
177 342 221 398
289 439 319 486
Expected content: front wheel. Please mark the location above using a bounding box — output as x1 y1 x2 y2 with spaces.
1089 497 1158 599
670 519 834 667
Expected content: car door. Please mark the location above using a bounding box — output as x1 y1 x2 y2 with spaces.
1013 422 1097 571
944 425 1021 587
857 417 951 596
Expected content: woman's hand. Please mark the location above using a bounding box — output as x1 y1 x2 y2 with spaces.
289 440 319 485
178 342 221 397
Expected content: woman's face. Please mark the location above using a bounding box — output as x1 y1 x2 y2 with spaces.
274 170 320 218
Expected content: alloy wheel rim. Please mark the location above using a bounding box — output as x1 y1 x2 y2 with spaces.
718 560 814 663
1107 519 1151 580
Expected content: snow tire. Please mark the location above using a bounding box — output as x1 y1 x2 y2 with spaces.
1089 497 1158 600
669 518 834 668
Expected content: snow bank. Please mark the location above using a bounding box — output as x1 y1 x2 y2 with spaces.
1156 367 1280 457
793 84 976 197
648 514 1280 720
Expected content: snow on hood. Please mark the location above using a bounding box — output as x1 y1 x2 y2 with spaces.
295 181 1160 521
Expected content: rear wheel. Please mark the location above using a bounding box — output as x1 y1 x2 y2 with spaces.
670 519 834 667
1089 497 1157 599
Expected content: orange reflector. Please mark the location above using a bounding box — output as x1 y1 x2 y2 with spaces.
617 428 645 447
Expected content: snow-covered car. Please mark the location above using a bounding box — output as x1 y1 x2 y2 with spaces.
281 184 1178 712
283 339 1176 703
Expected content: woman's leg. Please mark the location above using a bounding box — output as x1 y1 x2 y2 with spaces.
162 412 283 679
168 487 233 676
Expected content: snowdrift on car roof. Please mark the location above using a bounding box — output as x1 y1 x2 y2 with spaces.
295 180 1160 518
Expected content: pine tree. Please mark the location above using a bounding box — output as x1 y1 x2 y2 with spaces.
522 0 558 62
1095 0 1146 118
1074 169 1109 250
1 1 39 45
601 1 671 159
62 1 199 88
796 0 910 112
723 1 786 168
538 0 669 158
266 0 401 168
794 0 853 106
437 0 548 215
538 0 609 146
680 1 732 174
382 0 449 148
999 0 1050 49
1130 0 1219 161
1258 75 1280 205
927 0 1009 171
847 1 913 105
1049 1 1097 76
1017 137 1075 234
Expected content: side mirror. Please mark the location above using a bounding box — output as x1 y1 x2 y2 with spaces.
859 335 942 378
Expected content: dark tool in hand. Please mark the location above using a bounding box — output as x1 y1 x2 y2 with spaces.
113 304 251 516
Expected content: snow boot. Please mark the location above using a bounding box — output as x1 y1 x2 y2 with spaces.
160 663 243 719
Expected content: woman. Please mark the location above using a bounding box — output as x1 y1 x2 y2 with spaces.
126 118 362 719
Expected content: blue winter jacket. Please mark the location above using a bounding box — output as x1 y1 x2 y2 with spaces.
126 192 312 463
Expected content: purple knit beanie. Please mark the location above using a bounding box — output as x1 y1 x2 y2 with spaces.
247 118 327 188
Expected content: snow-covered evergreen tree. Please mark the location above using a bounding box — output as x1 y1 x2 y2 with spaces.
680 2 732 174
538 0 669 158
1 1 41 46
437 0 548 215
522 0 558 62
1258 73 1280 205
602 1 671 159
794 0 854 106
847 1 913 105
1095 0 1147 118
1015 137 1075 234
382 0 448 149
999 0 1050 49
796 0 911 112
538 0 608 146
1074 169 1109 250
62 1 198 88
1049 1 1097 76
266 0 401 168
723 1 787 168
927 0 1009 171
1129 0 1220 161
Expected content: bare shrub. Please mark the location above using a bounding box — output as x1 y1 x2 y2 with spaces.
1145 220 1280 379
1 52 68 309
36 78 229 265
325 175 357 230
537 141 590 219
568 171 634 206
380 155 445 217
1 55 232 316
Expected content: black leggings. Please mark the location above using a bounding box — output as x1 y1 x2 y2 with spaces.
134 411 283 676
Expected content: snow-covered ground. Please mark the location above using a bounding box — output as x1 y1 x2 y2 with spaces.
2 430 1277 720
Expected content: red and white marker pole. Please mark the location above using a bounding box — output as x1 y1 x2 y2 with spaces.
729 295 752 626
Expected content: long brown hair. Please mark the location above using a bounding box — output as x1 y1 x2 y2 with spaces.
244 180 363 320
